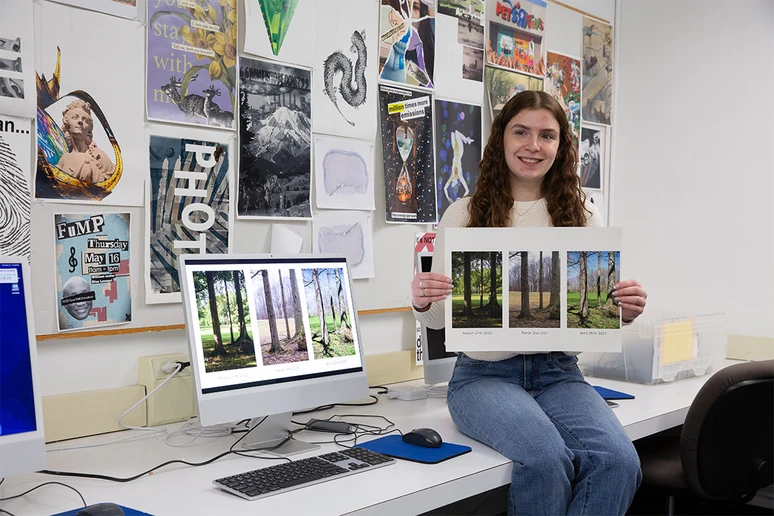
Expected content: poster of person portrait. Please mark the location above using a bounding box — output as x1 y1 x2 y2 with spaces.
48 0 138 20
238 56 312 220
146 131 232 304
146 0 237 130
54 213 132 332
434 99 481 222
579 124 604 190
545 51 581 154
378 0 436 89
486 0 546 77
0 115 31 260
34 1 145 205
0 0 35 117
581 16 614 125
485 66 543 119
312 0 378 139
378 84 436 224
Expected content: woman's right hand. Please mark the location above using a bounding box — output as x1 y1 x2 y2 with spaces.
411 272 453 309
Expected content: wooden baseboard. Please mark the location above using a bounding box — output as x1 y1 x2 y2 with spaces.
727 335 774 361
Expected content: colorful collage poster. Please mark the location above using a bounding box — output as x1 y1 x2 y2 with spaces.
48 0 138 19
54 213 132 331
486 0 547 77
378 0 436 89
485 67 543 119
35 1 145 205
146 0 237 130
434 99 481 222
545 51 581 154
238 56 312 220
0 115 31 259
0 0 35 117
378 84 436 223
146 134 231 304
581 16 614 125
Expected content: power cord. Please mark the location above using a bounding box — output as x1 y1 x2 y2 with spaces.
0 481 86 508
291 395 379 415
0 508 16 516
164 419 242 447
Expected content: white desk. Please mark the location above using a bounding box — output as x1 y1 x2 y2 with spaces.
0 360 741 516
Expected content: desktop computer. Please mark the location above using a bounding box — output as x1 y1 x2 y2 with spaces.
0 257 46 477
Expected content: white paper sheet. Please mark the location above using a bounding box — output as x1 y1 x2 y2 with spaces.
312 210 374 279
314 135 375 211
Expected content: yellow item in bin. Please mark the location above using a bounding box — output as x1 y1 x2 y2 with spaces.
660 319 696 365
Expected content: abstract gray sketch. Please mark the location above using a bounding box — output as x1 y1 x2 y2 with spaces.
322 149 368 196
318 223 364 267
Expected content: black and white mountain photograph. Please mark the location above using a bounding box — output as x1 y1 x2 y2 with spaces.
238 56 312 219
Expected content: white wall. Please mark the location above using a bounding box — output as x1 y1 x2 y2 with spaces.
612 0 774 337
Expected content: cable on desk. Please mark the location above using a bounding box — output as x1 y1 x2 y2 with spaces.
0 478 4 486
292 395 379 415
0 508 16 516
0 481 87 507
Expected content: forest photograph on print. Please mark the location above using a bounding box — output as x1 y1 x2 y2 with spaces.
0 115 31 259
302 268 356 360
545 51 581 152
485 67 543 119
508 251 560 329
579 125 603 190
378 85 436 223
434 100 481 221
250 268 310 366
147 136 230 303
146 0 237 129
581 16 614 125
35 1 144 205
450 251 503 329
194 270 257 373
567 251 620 329
486 0 546 77
378 0 436 89
238 56 311 219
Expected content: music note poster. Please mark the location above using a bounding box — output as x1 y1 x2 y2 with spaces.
54 212 132 332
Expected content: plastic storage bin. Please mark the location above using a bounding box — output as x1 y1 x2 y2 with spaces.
577 312 727 384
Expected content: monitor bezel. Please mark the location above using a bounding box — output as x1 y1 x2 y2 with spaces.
0 257 46 477
179 253 369 427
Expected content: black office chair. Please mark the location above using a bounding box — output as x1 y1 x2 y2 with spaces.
634 359 774 515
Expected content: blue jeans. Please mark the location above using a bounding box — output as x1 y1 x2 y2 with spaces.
447 353 642 515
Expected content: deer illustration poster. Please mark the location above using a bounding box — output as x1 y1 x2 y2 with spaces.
311 0 378 139
0 115 31 260
54 213 132 332
378 84 436 224
146 0 236 130
146 131 232 304
238 56 312 220
34 1 145 206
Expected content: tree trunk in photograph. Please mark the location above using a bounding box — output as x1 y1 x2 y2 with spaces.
262 269 282 353
289 269 306 351
597 251 602 307
579 252 589 324
326 271 339 331
463 253 473 316
233 271 253 354
549 251 560 319
335 269 351 333
205 271 226 356
605 252 619 308
487 252 500 316
313 269 331 355
479 254 484 308
278 270 290 339
222 274 235 345
519 251 531 318
539 251 544 309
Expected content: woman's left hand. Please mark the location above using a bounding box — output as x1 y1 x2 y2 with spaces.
613 280 647 323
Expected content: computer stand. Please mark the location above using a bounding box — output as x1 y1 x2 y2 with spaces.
242 413 320 457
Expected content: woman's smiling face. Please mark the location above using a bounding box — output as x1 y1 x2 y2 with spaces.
502 108 561 189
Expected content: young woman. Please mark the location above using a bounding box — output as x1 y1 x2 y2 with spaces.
411 90 647 515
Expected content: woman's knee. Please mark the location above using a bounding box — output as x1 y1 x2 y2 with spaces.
598 440 642 486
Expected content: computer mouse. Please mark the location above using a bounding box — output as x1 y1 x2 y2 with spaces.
75 502 125 516
402 427 443 448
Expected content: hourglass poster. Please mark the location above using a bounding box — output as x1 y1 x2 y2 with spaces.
378 85 436 223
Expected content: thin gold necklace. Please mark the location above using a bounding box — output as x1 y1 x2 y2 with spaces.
513 199 541 222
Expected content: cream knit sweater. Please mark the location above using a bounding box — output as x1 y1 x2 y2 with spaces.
413 196 603 362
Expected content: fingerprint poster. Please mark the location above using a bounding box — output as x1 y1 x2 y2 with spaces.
0 115 31 260
378 84 436 223
54 213 132 331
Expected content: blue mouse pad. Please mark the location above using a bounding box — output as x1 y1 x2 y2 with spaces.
356 435 472 464
593 386 635 400
51 504 153 516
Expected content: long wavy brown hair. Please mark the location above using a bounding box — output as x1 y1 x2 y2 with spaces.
467 90 589 228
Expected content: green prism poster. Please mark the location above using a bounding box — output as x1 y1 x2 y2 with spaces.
260 0 299 56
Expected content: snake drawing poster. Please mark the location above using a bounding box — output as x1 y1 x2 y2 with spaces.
0 115 31 260
34 1 145 206
237 56 312 220
433 99 482 222
146 0 237 130
54 213 132 332
312 0 378 139
378 84 436 224
146 132 232 304
378 0 436 89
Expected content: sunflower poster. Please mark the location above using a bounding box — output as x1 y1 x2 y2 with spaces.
147 0 237 130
